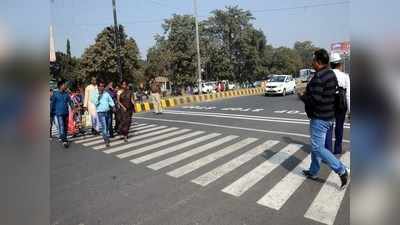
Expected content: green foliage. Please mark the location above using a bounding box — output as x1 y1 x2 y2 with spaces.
55 51 81 82
66 6 320 88
66 39 71 58
80 25 141 84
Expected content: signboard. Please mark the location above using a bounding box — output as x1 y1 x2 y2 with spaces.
331 41 350 55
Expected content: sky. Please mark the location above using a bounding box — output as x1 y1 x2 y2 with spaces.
50 0 350 58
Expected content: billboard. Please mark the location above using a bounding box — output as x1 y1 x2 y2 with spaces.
331 41 350 54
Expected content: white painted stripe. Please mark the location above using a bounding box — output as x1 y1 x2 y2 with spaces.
135 117 351 144
117 130 202 159
130 133 221 164
256 154 312 210
168 110 311 122
147 135 239 171
93 126 170 150
103 128 186 154
171 110 351 127
222 144 303 197
304 152 350 225
82 124 157 146
192 140 279 186
167 138 258 178
69 123 146 141
75 125 150 144
165 110 310 125
166 110 351 128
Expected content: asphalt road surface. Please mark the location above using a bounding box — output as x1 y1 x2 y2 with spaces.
51 94 350 225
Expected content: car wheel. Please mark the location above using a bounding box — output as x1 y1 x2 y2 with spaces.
282 89 286 96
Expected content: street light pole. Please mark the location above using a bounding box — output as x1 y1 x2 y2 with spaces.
193 0 202 95
112 0 123 83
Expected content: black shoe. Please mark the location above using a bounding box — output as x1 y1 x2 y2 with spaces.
302 170 318 180
339 169 349 189
62 142 69 148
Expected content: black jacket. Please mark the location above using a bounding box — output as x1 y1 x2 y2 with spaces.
300 68 337 120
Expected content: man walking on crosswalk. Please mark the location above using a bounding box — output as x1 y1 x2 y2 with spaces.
299 49 349 188
91 80 115 147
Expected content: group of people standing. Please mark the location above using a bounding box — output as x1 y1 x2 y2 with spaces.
50 76 136 148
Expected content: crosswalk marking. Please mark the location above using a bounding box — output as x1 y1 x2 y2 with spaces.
75 124 151 144
256 154 311 210
192 140 279 186
82 125 158 147
117 130 202 159
103 128 186 154
93 126 172 150
64 122 349 223
130 133 222 164
222 144 303 197
167 138 258 178
304 152 350 225
68 122 144 142
147 135 239 171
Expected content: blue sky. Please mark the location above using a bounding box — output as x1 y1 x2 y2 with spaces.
51 0 350 58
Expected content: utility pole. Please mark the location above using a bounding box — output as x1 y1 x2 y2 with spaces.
112 0 123 83
193 0 202 95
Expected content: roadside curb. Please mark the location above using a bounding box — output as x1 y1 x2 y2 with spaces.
134 87 264 113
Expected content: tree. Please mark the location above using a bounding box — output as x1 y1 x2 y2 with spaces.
205 6 267 83
294 41 318 70
80 25 141 84
66 39 71 59
269 47 302 75
146 14 200 87
54 51 81 82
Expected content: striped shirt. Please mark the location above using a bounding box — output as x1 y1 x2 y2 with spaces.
301 67 337 120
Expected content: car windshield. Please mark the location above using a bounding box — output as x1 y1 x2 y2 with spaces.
270 76 286 82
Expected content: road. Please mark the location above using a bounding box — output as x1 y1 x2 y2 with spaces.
51 94 350 225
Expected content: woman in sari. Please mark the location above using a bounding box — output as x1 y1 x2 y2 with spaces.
117 80 135 142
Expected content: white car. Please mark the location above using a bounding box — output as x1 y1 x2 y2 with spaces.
193 83 214 94
265 75 296 96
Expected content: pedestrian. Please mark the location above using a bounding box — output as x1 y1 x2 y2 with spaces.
117 80 135 142
325 53 351 154
106 81 118 138
150 80 163 114
84 76 99 135
49 88 55 139
298 49 349 188
50 80 72 148
91 80 115 147
70 87 85 136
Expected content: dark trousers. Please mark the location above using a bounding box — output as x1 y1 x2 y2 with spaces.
326 111 346 154
55 114 68 142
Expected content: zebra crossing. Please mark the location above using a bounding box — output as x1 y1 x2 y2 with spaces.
59 122 350 225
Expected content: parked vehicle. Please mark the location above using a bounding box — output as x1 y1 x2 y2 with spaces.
265 75 296 96
298 69 315 83
193 82 214 94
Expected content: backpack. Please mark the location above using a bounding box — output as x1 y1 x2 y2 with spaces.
334 78 348 114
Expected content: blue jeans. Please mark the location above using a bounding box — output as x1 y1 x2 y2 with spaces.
97 112 110 143
107 111 114 137
55 114 68 142
309 119 346 176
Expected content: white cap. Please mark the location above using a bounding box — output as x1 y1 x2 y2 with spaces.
330 52 342 63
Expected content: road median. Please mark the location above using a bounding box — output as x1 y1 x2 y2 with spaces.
134 87 264 113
